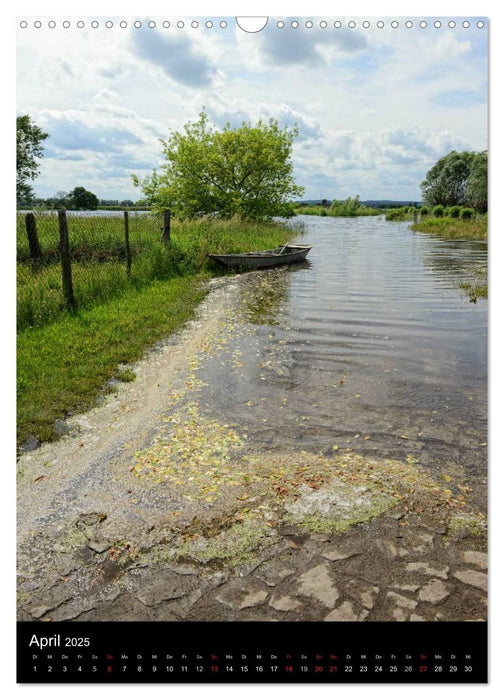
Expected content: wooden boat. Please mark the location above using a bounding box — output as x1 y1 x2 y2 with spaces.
207 244 311 270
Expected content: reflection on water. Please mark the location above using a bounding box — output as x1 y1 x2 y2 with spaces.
238 262 312 325
421 238 487 303
283 216 486 383
199 216 487 501
239 268 290 325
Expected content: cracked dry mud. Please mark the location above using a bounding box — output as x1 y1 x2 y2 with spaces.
17 273 487 624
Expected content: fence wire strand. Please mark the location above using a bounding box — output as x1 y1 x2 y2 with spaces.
17 210 169 330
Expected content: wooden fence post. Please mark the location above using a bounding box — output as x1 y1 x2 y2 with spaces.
58 210 75 309
124 211 132 277
162 209 171 244
24 212 42 261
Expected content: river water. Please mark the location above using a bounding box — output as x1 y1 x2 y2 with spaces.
194 215 487 502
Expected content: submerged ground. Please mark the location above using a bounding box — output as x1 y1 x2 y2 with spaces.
17 266 487 623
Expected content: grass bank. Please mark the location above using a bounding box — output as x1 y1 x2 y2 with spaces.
411 216 487 240
17 216 294 447
17 215 293 330
17 276 208 447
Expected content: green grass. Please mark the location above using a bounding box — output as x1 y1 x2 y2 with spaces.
17 211 159 263
17 276 208 447
17 214 292 330
411 216 487 240
116 368 137 382
459 282 488 303
17 215 294 448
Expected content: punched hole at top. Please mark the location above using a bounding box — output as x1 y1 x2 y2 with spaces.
236 17 268 33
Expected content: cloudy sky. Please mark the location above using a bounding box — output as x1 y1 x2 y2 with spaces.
16 16 487 201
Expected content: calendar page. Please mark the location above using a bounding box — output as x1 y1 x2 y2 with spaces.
16 14 488 683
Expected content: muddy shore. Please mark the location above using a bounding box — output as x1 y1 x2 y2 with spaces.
17 273 487 623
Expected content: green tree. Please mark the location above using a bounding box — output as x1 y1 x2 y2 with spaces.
133 111 304 219
421 150 487 210
421 151 474 207
465 150 487 213
16 115 49 203
68 187 99 210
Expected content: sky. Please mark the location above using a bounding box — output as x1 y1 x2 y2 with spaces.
16 16 488 202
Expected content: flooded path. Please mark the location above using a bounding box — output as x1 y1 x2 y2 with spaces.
17 216 487 623
196 215 487 496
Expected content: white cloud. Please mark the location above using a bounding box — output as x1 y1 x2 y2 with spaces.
292 126 471 199
235 21 368 71
198 94 322 141
131 27 218 87
16 20 487 200
432 32 472 59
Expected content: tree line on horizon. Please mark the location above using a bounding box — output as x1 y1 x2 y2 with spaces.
21 190 142 211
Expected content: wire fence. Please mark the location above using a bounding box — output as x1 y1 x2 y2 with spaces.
17 209 294 331
16 209 174 330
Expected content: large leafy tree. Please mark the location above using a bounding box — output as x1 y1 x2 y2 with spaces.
68 186 99 210
16 115 49 203
133 111 304 219
421 150 487 212
465 150 487 213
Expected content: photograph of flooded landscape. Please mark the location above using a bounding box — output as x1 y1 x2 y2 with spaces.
16 15 488 683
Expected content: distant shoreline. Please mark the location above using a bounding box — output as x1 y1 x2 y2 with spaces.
17 206 151 212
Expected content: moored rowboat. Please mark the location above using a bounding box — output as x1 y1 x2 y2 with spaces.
207 244 311 270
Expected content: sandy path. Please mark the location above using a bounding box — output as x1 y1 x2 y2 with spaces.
17 277 241 547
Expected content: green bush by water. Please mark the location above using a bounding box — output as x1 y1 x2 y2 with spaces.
385 208 413 221
293 197 379 218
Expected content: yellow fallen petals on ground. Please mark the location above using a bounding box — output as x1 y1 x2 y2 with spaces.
132 399 477 527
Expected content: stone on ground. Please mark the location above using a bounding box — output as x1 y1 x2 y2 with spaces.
215 580 269 610
452 569 487 591
418 578 451 605
295 563 339 608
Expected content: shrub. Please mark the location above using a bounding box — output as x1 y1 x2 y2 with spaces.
385 209 411 221
330 196 362 216
420 206 430 216
461 207 475 220
449 206 461 218
433 205 445 218
116 368 136 382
